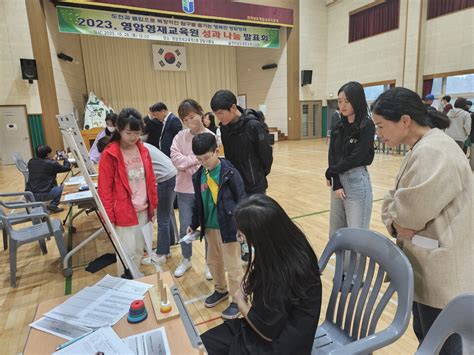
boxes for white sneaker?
[205,265,213,280]
[174,259,192,277]
[141,252,166,265]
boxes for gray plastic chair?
[12,153,29,188]
[415,293,474,355]
[312,228,414,354]
[0,192,42,250]
[0,200,67,287]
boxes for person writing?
[372,87,473,354]
[201,194,322,354]
[26,144,71,214]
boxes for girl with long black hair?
[326,81,375,241]
[201,194,322,354]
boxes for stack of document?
[52,326,171,355]
[30,275,152,339]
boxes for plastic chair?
[12,153,29,188]
[0,200,67,287]
[0,192,42,250]
[415,293,474,355]
[312,228,414,354]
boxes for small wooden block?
[149,284,180,323]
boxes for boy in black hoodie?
[210,90,273,195]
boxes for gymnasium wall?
[424,8,474,75]
[325,0,407,96]
[299,0,328,102]
[236,27,288,134]
[0,0,41,112]
[81,35,238,116]
[44,0,87,122]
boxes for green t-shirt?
[201,163,221,229]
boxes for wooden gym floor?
[0,138,424,354]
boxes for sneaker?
[205,291,229,308]
[174,258,192,277]
[205,265,213,280]
[141,252,166,265]
[47,205,64,214]
[221,302,241,320]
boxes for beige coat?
[382,128,473,309]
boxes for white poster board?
[57,113,97,175]
[83,92,112,129]
[61,129,143,279]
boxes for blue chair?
[312,228,414,354]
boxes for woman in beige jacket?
[371,87,473,355]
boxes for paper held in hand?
[178,230,200,244]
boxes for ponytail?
[426,108,450,130]
[371,87,450,130]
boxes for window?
[446,74,474,94]
[364,85,385,101]
[349,0,400,42]
[431,78,443,95]
[427,0,474,20]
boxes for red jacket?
[98,140,158,227]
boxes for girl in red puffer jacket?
[98,108,158,278]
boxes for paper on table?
[53,326,133,355]
[141,222,154,255]
[178,230,200,244]
[412,235,439,249]
[64,176,86,185]
[95,274,152,296]
[44,285,144,328]
[29,317,92,340]
[63,191,92,201]
[123,327,171,355]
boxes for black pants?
[412,301,462,354]
[201,319,246,355]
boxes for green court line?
[65,275,72,295]
[290,198,384,220]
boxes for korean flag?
[152,44,187,72]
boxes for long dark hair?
[337,81,369,131]
[371,87,450,129]
[109,108,144,143]
[235,194,321,309]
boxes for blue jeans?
[177,192,195,259]
[329,167,372,236]
[412,301,462,354]
[156,176,176,255]
[33,185,64,207]
[329,167,372,273]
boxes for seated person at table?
[26,144,71,213]
[201,194,322,354]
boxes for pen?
[55,328,98,351]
